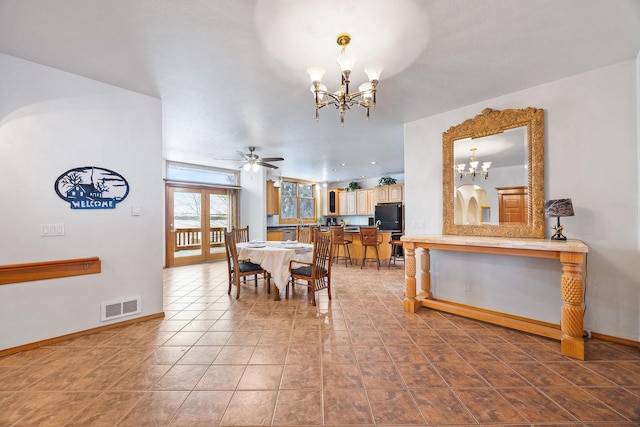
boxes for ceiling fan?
[239,146,284,171]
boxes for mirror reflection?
[453,127,527,225]
[442,107,545,238]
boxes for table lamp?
[544,198,574,240]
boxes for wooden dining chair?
[288,230,332,306]
[308,225,320,242]
[329,225,352,267]
[232,225,250,243]
[224,230,269,299]
[359,225,381,269]
[297,226,312,244]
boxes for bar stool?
[389,239,404,268]
[330,225,352,267]
[359,226,381,269]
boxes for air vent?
[101,297,141,321]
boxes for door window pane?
[210,193,228,256]
[173,191,202,258]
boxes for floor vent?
[101,297,141,321]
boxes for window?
[280,180,316,223]
[166,161,239,187]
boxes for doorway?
[165,184,237,266]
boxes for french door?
[165,184,237,266]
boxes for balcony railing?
[175,227,226,251]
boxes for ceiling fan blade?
[259,162,279,169]
[260,157,284,162]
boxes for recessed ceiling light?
[340,163,346,166]
[371,161,377,165]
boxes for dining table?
[236,240,314,300]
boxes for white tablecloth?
[237,241,313,295]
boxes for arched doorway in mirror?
[454,185,491,225]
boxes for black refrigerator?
[374,204,403,231]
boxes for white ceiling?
[1,0,639,183]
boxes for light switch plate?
[41,223,64,236]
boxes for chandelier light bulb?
[359,82,373,100]
[337,52,356,73]
[364,63,384,81]
[307,65,326,83]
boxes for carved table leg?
[419,248,432,300]
[403,243,420,312]
[559,252,586,360]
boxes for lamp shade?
[306,65,326,82]
[337,52,356,72]
[544,198,574,218]
[364,63,384,81]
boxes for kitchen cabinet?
[376,184,403,204]
[388,184,403,203]
[267,230,283,241]
[266,180,279,215]
[356,190,369,215]
[346,192,357,215]
[339,191,356,215]
[338,191,348,215]
[320,189,327,216]
[367,189,377,215]
[324,189,339,215]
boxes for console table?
[401,235,588,360]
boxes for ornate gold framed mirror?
[443,107,545,238]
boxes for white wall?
[405,60,639,341]
[240,167,267,241]
[0,53,163,350]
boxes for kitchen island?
[266,226,402,266]
[343,228,400,266]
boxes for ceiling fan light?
[243,163,251,171]
[252,163,260,172]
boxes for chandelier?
[456,148,492,180]
[307,34,384,125]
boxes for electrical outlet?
[583,329,592,339]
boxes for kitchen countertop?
[267,225,402,233]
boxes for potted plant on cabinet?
[344,181,361,191]
[378,175,397,186]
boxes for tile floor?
[1,260,639,426]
